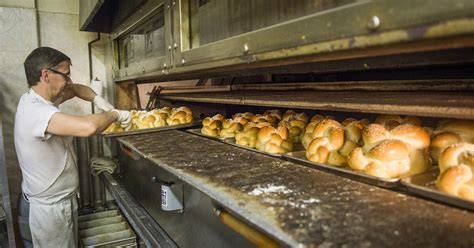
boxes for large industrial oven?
[80,0,474,247]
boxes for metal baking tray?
[401,168,474,211]
[186,128,228,141]
[101,120,201,138]
[185,128,306,158]
[283,151,400,188]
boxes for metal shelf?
[159,90,474,119]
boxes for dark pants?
[17,193,33,248]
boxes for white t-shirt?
[14,89,78,199]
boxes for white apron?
[27,138,79,248]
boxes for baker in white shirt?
[14,47,131,247]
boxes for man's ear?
[40,69,50,83]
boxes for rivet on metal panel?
[142,67,146,73]
[181,59,186,65]
[163,63,168,69]
[367,16,381,31]
[243,43,249,53]
[167,4,170,9]
[174,43,178,49]
[172,1,176,6]
[168,45,172,51]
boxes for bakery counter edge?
[116,130,474,247]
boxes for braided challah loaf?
[305,119,346,166]
[347,124,431,178]
[256,126,293,154]
[301,115,334,149]
[338,118,370,157]
[235,122,260,148]
[201,114,225,137]
[220,119,244,138]
[103,122,124,133]
[136,110,167,129]
[166,107,193,125]
[279,112,308,144]
[430,120,474,164]
[436,143,474,200]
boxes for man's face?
[47,61,72,99]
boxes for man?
[14,47,131,247]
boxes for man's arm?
[59,84,96,104]
[60,84,114,112]
[47,112,118,137]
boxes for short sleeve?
[29,103,60,140]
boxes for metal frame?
[112,0,474,81]
[100,173,177,248]
[112,0,172,80]
[172,0,474,69]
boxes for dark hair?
[23,47,71,87]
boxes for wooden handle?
[217,210,279,248]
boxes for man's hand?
[112,109,132,128]
[93,95,114,112]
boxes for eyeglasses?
[47,68,71,82]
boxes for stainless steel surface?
[111,0,474,81]
[79,209,137,247]
[401,168,474,211]
[100,173,177,248]
[284,151,400,188]
[172,0,474,71]
[117,130,474,247]
[102,120,201,138]
[116,153,256,248]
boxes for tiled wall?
[0,6,39,209]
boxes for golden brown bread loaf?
[436,143,474,200]
[338,118,370,157]
[103,122,124,133]
[136,110,168,129]
[232,116,249,126]
[279,112,308,144]
[220,119,244,138]
[166,107,193,125]
[235,122,260,148]
[301,115,334,149]
[375,114,422,130]
[347,124,431,178]
[158,107,173,116]
[201,114,225,137]
[430,120,474,164]
[305,119,346,166]
[250,114,278,127]
[129,110,146,130]
[255,126,293,154]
